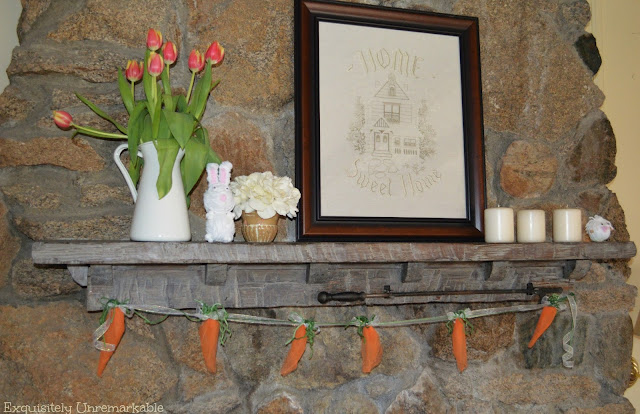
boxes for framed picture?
[295,0,486,241]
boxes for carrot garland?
[88,296,576,375]
[528,294,564,348]
[281,319,316,376]
[96,301,126,377]
[447,310,473,373]
[198,302,231,374]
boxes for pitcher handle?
[114,143,142,203]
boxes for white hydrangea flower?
[230,172,301,219]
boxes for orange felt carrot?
[199,319,220,373]
[281,325,307,376]
[361,325,383,373]
[528,306,558,348]
[452,318,468,373]
[97,307,126,377]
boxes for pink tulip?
[125,60,143,82]
[53,110,73,129]
[188,50,205,73]
[163,41,177,65]
[146,29,163,51]
[147,52,164,76]
[204,41,224,65]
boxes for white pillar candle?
[484,207,515,243]
[553,209,582,242]
[516,210,546,243]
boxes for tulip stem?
[186,72,196,103]
[151,77,157,105]
[73,124,128,140]
[130,81,135,104]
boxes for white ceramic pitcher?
[114,141,191,241]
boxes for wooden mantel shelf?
[31,241,637,310]
[32,241,636,265]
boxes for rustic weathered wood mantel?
[32,241,636,311]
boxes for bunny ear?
[219,161,233,185]
[206,163,219,184]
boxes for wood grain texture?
[32,241,637,265]
[81,260,579,311]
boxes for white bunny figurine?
[204,161,235,243]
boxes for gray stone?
[0,201,20,289]
[386,368,452,413]
[519,312,587,369]
[568,111,617,185]
[11,259,80,298]
[593,313,634,393]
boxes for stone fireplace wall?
[0,0,636,412]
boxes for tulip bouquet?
[53,29,225,202]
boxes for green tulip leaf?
[75,92,127,134]
[157,110,171,143]
[128,156,142,188]
[188,63,212,120]
[176,95,188,113]
[155,139,180,199]
[207,147,222,165]
[117,68,134,115]
[141,113,153,143]
[126,102,148,184]
[181,127,209,196]
[148,96,163,140]
[163,110,195,149]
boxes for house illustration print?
[348,72,436,177]
[368,73,421,159]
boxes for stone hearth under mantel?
[32,241,637,311]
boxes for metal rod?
[317,283,564,304]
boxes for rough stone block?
[594,313,634,394]
[386,368,452,413]
[2,183,61,209]
[454,0,604,142]
[519,312,587,369]
[0,201,20,289]
[18,0,52,37]
[0,137,104,171]
[568,111,617,185]
[500,140,558,199]
[575,285,637,313]
[0,302,178,403]
[187,0,294,110]
[14,215,130,241]
[11,259,79,298]
[256,394,304,414]
[0,86,35,124]
[48,0,181,49]
[431,311,515,363]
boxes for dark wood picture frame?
[295,0,486,241]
